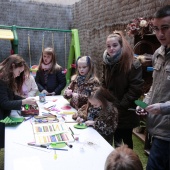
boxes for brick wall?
[0,0,72,68]
[72,0,170,78]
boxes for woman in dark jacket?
[102,31,144,149]
[35,47,66,95]
[0,55,36,148]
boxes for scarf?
[77,75,86,87]
[41,63,52,71]
[103,49,122,65]
[87,106,102,120]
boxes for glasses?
[152,25,170,33]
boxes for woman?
[0,54,36,148]
[102,31,144,149]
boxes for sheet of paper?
[13,156,43,170]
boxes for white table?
[5,96,114,170]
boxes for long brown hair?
[38,47,61,73]
[107,31,134,73]
[0,54,26,92]
[15,63,30,94]
[88,86,118,112]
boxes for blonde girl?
[63,56,100,110]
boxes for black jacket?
[102,59,144,129]
[35,69,66,95]
[0,80,23,148]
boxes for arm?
[54,70,66,95]
[94,107,118,135]
[120,62,144,109]
[35,71,45,92]
[0,82,22,110]
[72,104,88,120]
[63,81,74,99]
[26,75,38,97]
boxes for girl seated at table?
[63,56,100,110]
[15,64,38,97]
[35,47,66,96]
[72,86,118,145]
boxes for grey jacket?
[144,45,170,141]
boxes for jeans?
[146,138,170,170]
[113,128,133,149]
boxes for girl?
[15,64,38,97]
[102,31,144,149]
[0,54,36,148]
[73,86,118,145]
[35,47,66,95]
[63,56,100,110]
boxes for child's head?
[104,145,143,170]
[76,56,95,77]
[42,47,56,65]
[88,87,117,110]
[38,47,57,72]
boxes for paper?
[32,122,75,144]
[13,156,43,170]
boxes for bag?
[21,104,39,116]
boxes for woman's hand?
[22,97,36,105]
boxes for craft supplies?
[135,100,148,109]
[47,147,68,151]
[32,122,75,144]
[39,93,46,103]
[21,104,39,116]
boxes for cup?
[39,93,46,103]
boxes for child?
[63,56,100,110]
[73,86,118,145]
[15,64,38,97]
[104,145,143,170]
[102,31,144,149]
[35,47,66,95]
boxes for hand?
[136,106,148,115]
[85,120,95,127]
[47,92,55,96]
[76,117,84,124]
[145,103,161,114]
[22,97,36,105]
[72,113,78,120]
[72,92,78,98]
[41,90,48,95]
[65,89,72,96]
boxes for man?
[136,5,170,170]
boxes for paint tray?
[21,104,39,116]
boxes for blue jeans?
[146,138,170,170]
